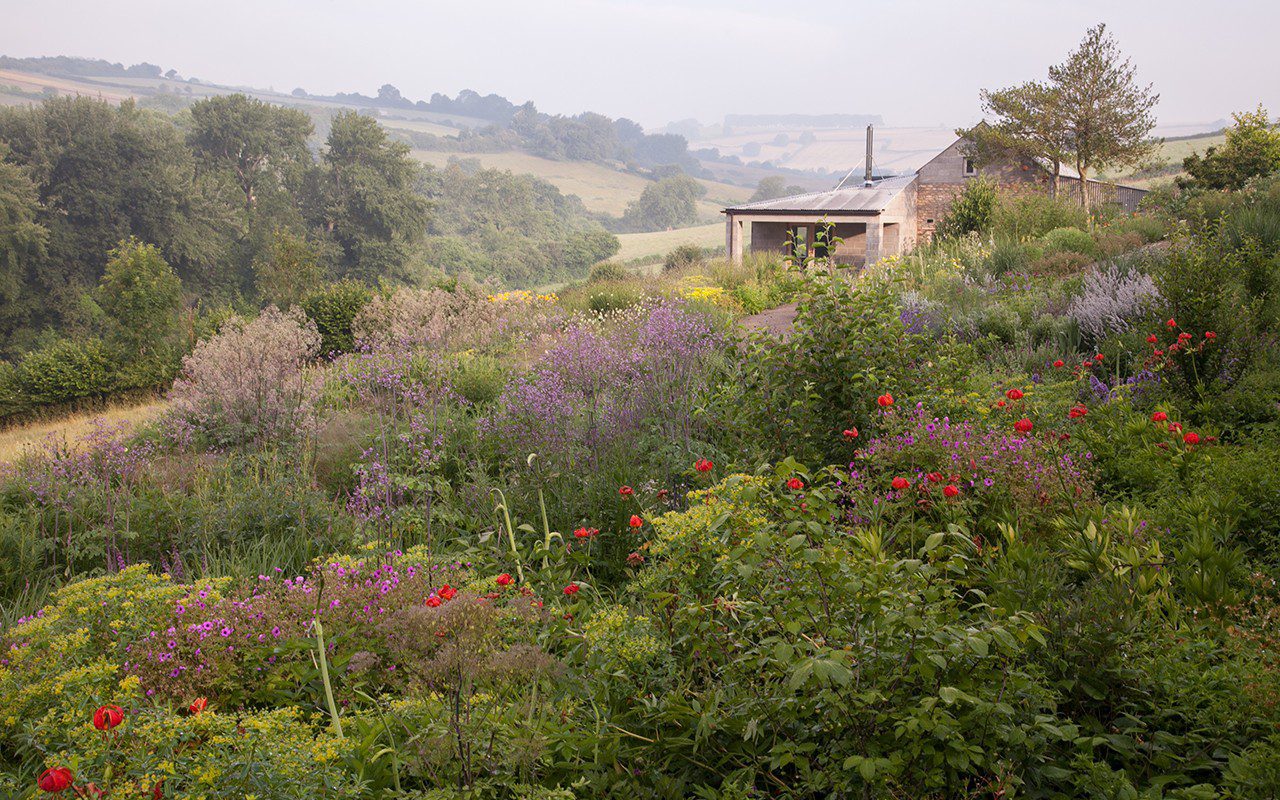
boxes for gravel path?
[740,302,799,337]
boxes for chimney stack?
[864,124,874,186]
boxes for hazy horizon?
[3,0,1279,130]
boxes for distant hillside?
[1099,129,1229,188]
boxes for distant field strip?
[613,223,737,262]
[0,399,165,464]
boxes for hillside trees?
[750,175,805,202]
[317,111,429,283]
[0,97,228,341]
[618,174,706,232]
[187,94,313,212]
[0,150,48,347]
[1180,106,1280,191]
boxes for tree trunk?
[1052,162,1061,200]
[1076,159,1093,225]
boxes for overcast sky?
[3,0,1277,130]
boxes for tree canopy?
[1180,106,1280,191]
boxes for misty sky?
[3,0,1277,129]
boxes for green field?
[612,221,738,262]
[409,148,752,218]
[1102,130,1227,187]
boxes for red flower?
[188,697,208,715]
[1068,405,1088,419]
[694,458,714,473]
[891,476,910,490]
[618,485,634,497]
[1183,432,1200,445]
[496,573,513,587]
[425,595,442,608]
[996,399,1006,408]
[1014,418,1033,433]
[563,584,580,596]
[1178,331,1192,341]
[876,393,894,407]
[573,527,599,539]
[93,704,124,731]
[1204,331,1216,339]
[1151,411,1168,422]
[1153,349,1164,356]
[1167,318,1177,328]
[926,472,943,483]
[842,427,859,440]
[1168,421,1183,433]
[1053,359,1065,368]
[439,584,457,601]
[943,484,960,498]
[626,551,646,567]
[37,767,74,794]
[1095,353,1104,362]
[1146,334,1158,344]
[629,514,644,528]
[786,477,805,491]
[1005,388,1023,401]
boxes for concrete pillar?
[726,215,744,264]
[865,218,883,267]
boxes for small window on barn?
[964,158,977,176]
[926,218,935,225]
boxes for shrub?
[1041,226,1098,259]
[587,261,628,283]
[165,306,322,448]
[936,178,997,239]
[301,280,373,356]
[662,243,707,273]
[10,337,115,407]
[985,238,1043,277]
[994,193,1091,239]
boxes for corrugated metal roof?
[724,174,916,215]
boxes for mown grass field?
[612,222,736,262]
[0,399,165,463]
[409,148,752,218]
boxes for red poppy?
[1178,331,1192,342]
[1151,411,1168,422]
[188,697,208,715]
[1146,334,1158,344]
[1168,421,1183,433]
[37,767,74,794]
[439,584,457,601]
[926,472,943,483]
[1053,359,1065,368]
[1167,319,1177,328]
[1005,388,1023,401]
[563,584,580,596]
[629,514,644,528]
[1068,405,1088,419]
[1014,418,1033,433]
[891,476,910,490]
[842,427,859,440]
[573,527,599,539]
[786,477,804,491]
[1205,331,1216,339]
[425,595,442,608]
[1153,349,1164,356]
[943,484,960,498]
[618,485,634,497]
[1082,360,1093,369]
[1095,353,1104,362]
[694,458,714,473]
[996,399,1006,408]
[92,704,123,732]
[1183,432,1200,445]
[876,393,894,407]
[496,573,513,587]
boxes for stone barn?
[724,127,1146,264]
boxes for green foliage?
[1181,106,1280,191]
[748,175,805,202]
[618,174,706,233]
[95,237,183,355]
[6,337,114,408]
[254,228,324,307]
[993,192,1090,239]
[662,243,707,273]
[301,280,374,356]
[586,260,627,283]
[935,177,997,239]
[1041,226,1099,258]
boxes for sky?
[2,0,1278,130]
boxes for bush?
[662,244,707,273]
[985,238,1043,277]
[301,280,373,356]
[10,338,115,408]
[1066,260,1162,345]
[935,178,997,239]
[1041,226,1098,259]
[165,306,321,447]
[994,193,1091,239]
[586,261,628,283]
